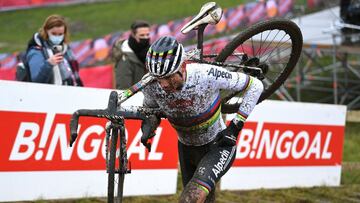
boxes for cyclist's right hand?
[141,115,160,152]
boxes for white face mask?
[48,33,64,45]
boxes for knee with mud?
[179,179,212,203]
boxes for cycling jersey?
[142,62,263,146]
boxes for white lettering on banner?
[9,122,39,160]
[38,113,55,159]
[127,127,163,160]
[293,131,309,159]
[237,129,253,159]
[305,132,332,159]
[128,129,146,160]
[276,130,293,159]
[322,132,332,159]
[236,122,333,160]
[148,128,164,160]
[256,129,279,159]
[46,123,75,160]
[8,114,164,162]
[77,125,104,161]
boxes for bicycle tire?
[107,127,118,203]
[116,126,126,202]
[215,18,303,113]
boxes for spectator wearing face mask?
[25,14,83,86]
[111,20,151,89]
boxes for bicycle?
[69,90,161,203]
[69,2,302,202]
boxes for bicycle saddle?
[180,2,223,34]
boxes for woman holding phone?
[25,14,83,86]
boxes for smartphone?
[52,45,63,54]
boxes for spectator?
[111,20,151,89]
[340,0,360,44]
[26,14,83,86]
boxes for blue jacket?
[25,33,83,86]
[27,47,54,83]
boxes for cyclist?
[140,36,263,203]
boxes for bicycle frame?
[105,120,129,203]
[69,91,161,202]
[186,19,264,76]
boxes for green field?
[0,0,319,54]
[0,0,246,53]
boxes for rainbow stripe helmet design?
[146,36,185,78]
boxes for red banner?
[0,67,15,80]
[0,64,114,89]
[0,109,345,172]
[0,111,178,171]
[233,122,344,166]
[79,64,113,89]
[0,0,68,9]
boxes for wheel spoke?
[251,37,255,57]
[262,40,291,62]
[258,29,281,58]
[256,30,273,57]
[263,33,289,62]
[217,19,302,111]
[255,31,263,57]
[240,44,246,56]
[265,50,292,64]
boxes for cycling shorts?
[178,137,236,193]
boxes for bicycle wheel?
[116,126,127,202]
[215,18,303,113]
[107,126,119,203]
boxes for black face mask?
[139,38,150,47]
[128,35,150,64]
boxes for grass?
[343,122,360,162]
[0,0,245,53]
[0,0,320,54]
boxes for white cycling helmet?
[146,36,185,78]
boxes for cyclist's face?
[157,72,184,93]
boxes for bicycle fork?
[105,121,132,174]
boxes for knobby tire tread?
[116,126,126,202]
[108,128,118,203]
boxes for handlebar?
[69,91,161,147]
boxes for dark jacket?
[112,39,146,90]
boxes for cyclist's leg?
[178,140,210,187]
[178,141,197,187]
[179,143,236,203]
